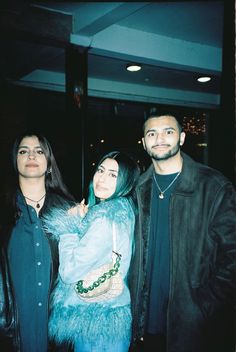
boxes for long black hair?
[11,132,73,197]
[87,151,140,207]
[1,131,74,227]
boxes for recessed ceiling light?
[126,64,141,72]
[197,76,211,83]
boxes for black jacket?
[0,192,73,351]
[129,152,236,352]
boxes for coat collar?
[137,152,197,196]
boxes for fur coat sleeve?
[41,205,83,239]
[59,198,135,284]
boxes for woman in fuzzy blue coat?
[42,151,140,352]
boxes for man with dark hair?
[129,112,236,351]
[0,132,74,351]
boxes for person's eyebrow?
[99,164,118,173]
[18,145,42,149]
[163,127,176,131]
[145,128,156,135]
[108,169,118,173]
[145,126,176,135]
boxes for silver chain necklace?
[153,172,181,199]
[24,194,46,208]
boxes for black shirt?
[147,172,180,335]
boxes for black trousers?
[133,333,166,352]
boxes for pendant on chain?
[23,194,46,209]
[154,171,181,200]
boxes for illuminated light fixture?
[197,76,211,83]
[126,64,141,72]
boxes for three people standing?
[1,111,235,352]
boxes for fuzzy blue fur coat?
[42,197,135,347]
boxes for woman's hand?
[68,199,88,218]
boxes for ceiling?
[0,1,226,109]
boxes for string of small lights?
[182,114,206,136]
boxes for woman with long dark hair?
[0,131,74,352]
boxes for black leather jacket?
[0,192,72,351]
[129,152,236,352]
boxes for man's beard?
[146,139,181,161]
